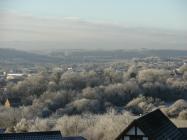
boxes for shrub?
[178,109,187,120]
[126,96,163,115]
[167,99,187,118]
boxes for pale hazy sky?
[0,0,187,50]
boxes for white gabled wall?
[123,126,148,140]
[126,126,145,136]
[137,127,145,135]
[143,137,148,140]
[126,127,136,135]
[124,136,130,140]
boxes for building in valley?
[4,98,22,108]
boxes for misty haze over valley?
[0,6,187,51]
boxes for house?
[67,67,73,71]
[0,131,87,140]
[4,98,22,108]
[179,128,187,138]
[6,73,26,83]
[115,109,187,140]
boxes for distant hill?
[0,48,187,64]
[140,49,187,58]
[49,49,187,63]
[0,48,61,64]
